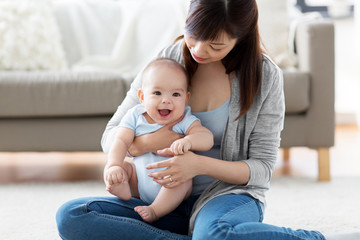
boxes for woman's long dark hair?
[178,0,263,118]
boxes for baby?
[104,58,214,223]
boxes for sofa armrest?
[295,20,335,147]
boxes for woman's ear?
[138,89,144,103]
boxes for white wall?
[334,15,360,125]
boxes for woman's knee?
[192,219,219,240]
[193,217,241,240]
[56,197,92,239]
[192,194,263,240]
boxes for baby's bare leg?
[134,180,192,223]
[107,159,139,200]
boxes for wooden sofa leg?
[318,148,331,181]
[281,148,291,175]
[283,148,290,164]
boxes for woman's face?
[184,31,237,64]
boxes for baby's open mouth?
[158,109,171,117]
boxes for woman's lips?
[192,53,206,62]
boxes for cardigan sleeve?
[243,58,285,186]
[101,40,184,153]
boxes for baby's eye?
[154,91,161,95]
[173,92,180,97]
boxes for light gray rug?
[264,177,360,233]
[1,176,359,239]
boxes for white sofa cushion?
[53,0,123,67]
[54,0,188,81]
[0,0,68,70]
[257,0,296,68]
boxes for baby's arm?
[104,127,135,186]
[170,120,213,155]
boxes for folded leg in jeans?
[56,196,198,240]
[56,194,327,240]
[192,194,325,240]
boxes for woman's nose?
[193,41,206,55]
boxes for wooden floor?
[273,124,360,178]
[0,152,106,183]
[0,125,359,183]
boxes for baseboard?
[336,112,358,126]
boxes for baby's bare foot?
[106,182,131,201]
[134,206,158,223]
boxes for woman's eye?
[210,46,222,51]
[173,92,180,97]
[154,91,161,95]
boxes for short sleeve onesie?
[119,104,199,203]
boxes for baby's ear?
[186,91,191,104]
[138,89,144,103]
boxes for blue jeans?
[56,194,325,240]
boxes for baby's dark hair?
[142,58,190,89]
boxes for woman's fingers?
[146,158,183,187]
[157,148,174,157]
[148,167,172,180]
[153,177,181,188]
[147,151,196,188]
[146,158,172,170]
[148,152,195,181]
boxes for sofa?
[0,1,334,181]
[0,0,188,151]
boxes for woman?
[56,1,356,239]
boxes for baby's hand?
[104,166,128,187]
[170,138,192,155]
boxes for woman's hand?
[128,116,185,156]
[146,150,199,188]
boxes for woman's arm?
[147,153,250,187]
[242,60,285,187]
[128,117,185,156]
[196,156,250,185]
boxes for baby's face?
[139,65,189,125]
